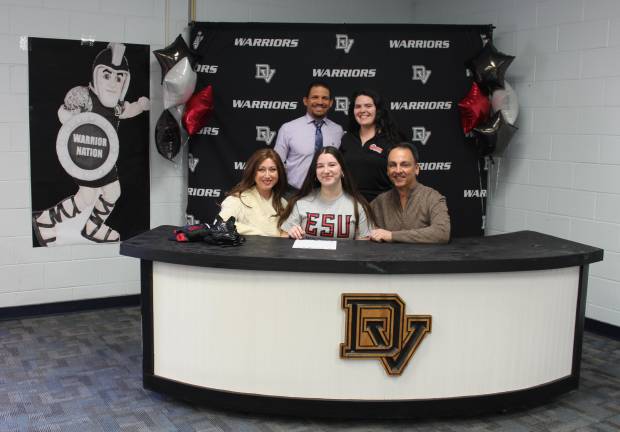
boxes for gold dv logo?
[340,294,432,376]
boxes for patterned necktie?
[314,119,325,153]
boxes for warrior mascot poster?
[29,38,150,247]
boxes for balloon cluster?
[458,40,518,156]
[153,35,214,161]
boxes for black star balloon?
[153,34,195,84]
[155,109,181,161]
[470,41,515,91]
[473,111,518,156]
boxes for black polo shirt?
[341,132,393,203]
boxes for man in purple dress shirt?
[274,81,344,190]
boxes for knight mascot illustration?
[32,42,149,246]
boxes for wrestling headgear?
[90,43,131,108]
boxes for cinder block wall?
[0,0,188,308]
[411,0,620,326]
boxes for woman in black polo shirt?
[340,89,403,202]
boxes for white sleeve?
[219,196,241,219]
[280,202,301,232]
[219,196,263,236]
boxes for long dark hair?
[347,88,401,143]
[279,147,375,232]
[227,148,287,217]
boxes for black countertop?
[120,226,603,274]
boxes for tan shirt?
[219,187,286,237]
[371,183,450,243]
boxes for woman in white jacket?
[219,148,287,236]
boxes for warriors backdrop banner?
[29,38,150,247]
[188,23,490,237]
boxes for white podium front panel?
[152,263,579,400]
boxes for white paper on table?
[292,239,337,250]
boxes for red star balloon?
[458,82,490,134]
[182,85,214,136]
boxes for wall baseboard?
[0,295,140,321]
[585,318,620,341]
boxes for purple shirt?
[274,113,343,189]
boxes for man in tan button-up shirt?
[370,142,450,243]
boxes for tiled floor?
[0,307,618,431]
